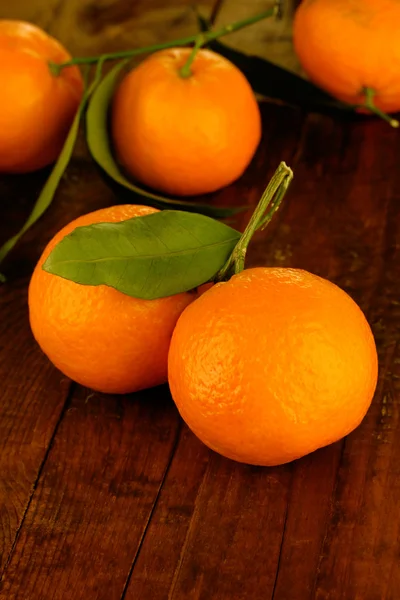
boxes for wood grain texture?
[266,114,400,600]
[0,108,119,578]
[122,107,400,600]
[122,102,306,600]
[168,454,291,600]
[0,387,180,600]
[0,0,216,595]
[0,278,69,574]
[310,125,400,600]
[1,0,400,598]
[124,426,210,600]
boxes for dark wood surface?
[1,1,399,599]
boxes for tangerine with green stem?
[293,0,400,127]
[168,267,378,466]
[111,47,262,196]
[168,162,378,466]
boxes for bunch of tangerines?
[29,164,378,468]
[2,0,392,466]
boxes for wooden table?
[1,1,399,599]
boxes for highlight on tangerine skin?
[168,267,378,466]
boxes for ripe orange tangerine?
[111,47,262,196]
[168,267,378,466]
[294,0,400,121]
[29,205,197,394]
[0,20,83,173]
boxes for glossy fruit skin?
[168,267,378,466]
[293,0,400,112]
[29,205,196,394]
[0,20,83,173]
[111,48,261,197]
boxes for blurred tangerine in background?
[0,20,83,173]
[294,0,400,118]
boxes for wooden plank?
[0,278,70,574]
[125,109,400,598]
[0,137,117,577]
[272,447,341,600]
[257,114,374,600]
[0,0,219,600]
[167,456,291,600]
[310,126,400,599]
[128,437,291,600]
[264,117,400,598]
[0,122,119,577]
[124,426,210,600]
[0,154,116,282]
[0,50,118,575]
[0,0,83,574]
[122,103,306,600]
[0,386,180,600]
[4,1,399,598]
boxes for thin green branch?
[49,5,279,75]
[363,87,399,128]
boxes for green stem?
[215,162,293,281]
[49,4,279,75]
[363,87,399,128]
[179,34,206,78]
[256,170,293,231]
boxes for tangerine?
[111,47,261,196]
[293,0,400,119]
[0,20,83,173]
[168,267,378,466]
[29,205,196,394]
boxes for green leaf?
[197,14,354,115]
[86,60,244,219]
[43,209,241,299]
[0,65,104,276]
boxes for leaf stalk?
[215,162,293,281]
[362,87,399,128]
